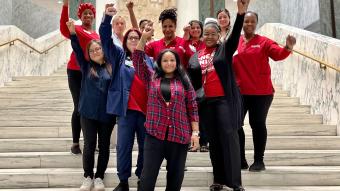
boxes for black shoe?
[113,182,129,191]
[70,144,81,155]
[233,186,245,191]
[209,183,223,191]
[241,159,249,170]
[249,161,266,172]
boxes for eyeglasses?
[89,47,102,54]
[127,36,140,41]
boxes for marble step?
[0,105,312,114]
[0,166,340,188]
[0,115,323,127]
[0,97,300,107]
[0,136,339,152]
[1,150,340,169]
[1,187,340,191]
[0,124,335,139]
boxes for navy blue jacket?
[99,14,153,117]
[70,34,114,123]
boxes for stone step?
[1,187,340,191]
[1,150,340,169]
[0,97,300,107]
[0,136,339,152]
[0,166,340,188]
[0,114,323,127]
[0,124,335,139]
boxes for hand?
[105,4,117,16]
[66,19,76,34]
[141,22,154,40]
[126,0,134,10]
[190,135,200,151]
[183,24,190,34]
[285,35,296,50]
[237,0,250,14]
[63,0,69,6]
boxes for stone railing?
[0,25,71,87]
[257,23,340,134]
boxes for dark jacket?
[99,14,153,117]
[70,34,114,123]
[187,13,245,130]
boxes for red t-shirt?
[127,74,148,114]
[233,34,291,95]
[145,36,190,68]
[60,5,100,70]
[198,47,225,98]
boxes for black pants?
[81,116,115,179]
[67,69,82,144]
[198,101,208,146]
[205,97,242,188]
[139,134,188,191]
[238,95,273,162]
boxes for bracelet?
[192,130,200,137]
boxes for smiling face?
[88,41,104,64]
[81,9,95,26]
[243,12,258,35]
[112,17,126,36]
[126,31,140,53]
[203,26,219,48]
[162,19,176,40]
[217,11,230,29]
[160,51,177,76]
[189,22,202,39]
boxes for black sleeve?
[223,13,245,56]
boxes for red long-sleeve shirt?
[145,36,190,68]
[60,5,99,70]
[233,34,291,95]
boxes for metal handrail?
[0,38,67,54]
[278,43,340,73]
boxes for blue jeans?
[117,110,146,182]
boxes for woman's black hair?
[159,8,177,24]
[154,49,191,90]
[189,20,203,38]
[139,19,150,28]
[245,11,259,22]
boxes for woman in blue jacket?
[66,20,114,191]
[99,4,154,191]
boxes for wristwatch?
[192,130,200,137]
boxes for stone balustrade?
[258,23,340,134]
[0,25,71,87]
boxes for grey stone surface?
[319,0,340,39]
[0,0,12,25]
[12,0,61,38]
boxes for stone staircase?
[0,65,339,191]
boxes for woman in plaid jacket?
[131,22,200,191]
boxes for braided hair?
[159,8,177,24]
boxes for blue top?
[70,34,114,123]
[99,14,154,117]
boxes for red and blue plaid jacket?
[132,50,199,144]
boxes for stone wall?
[0,26,71,87]
[0,0,61,39]
[257,23,340,133]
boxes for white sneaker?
[79,176,93,191]
[93,177,105,191]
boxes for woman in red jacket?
[60,0,99,154]
[233,11,296,172]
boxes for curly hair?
[159,8,177,24]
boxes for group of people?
[60,0,296,191]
